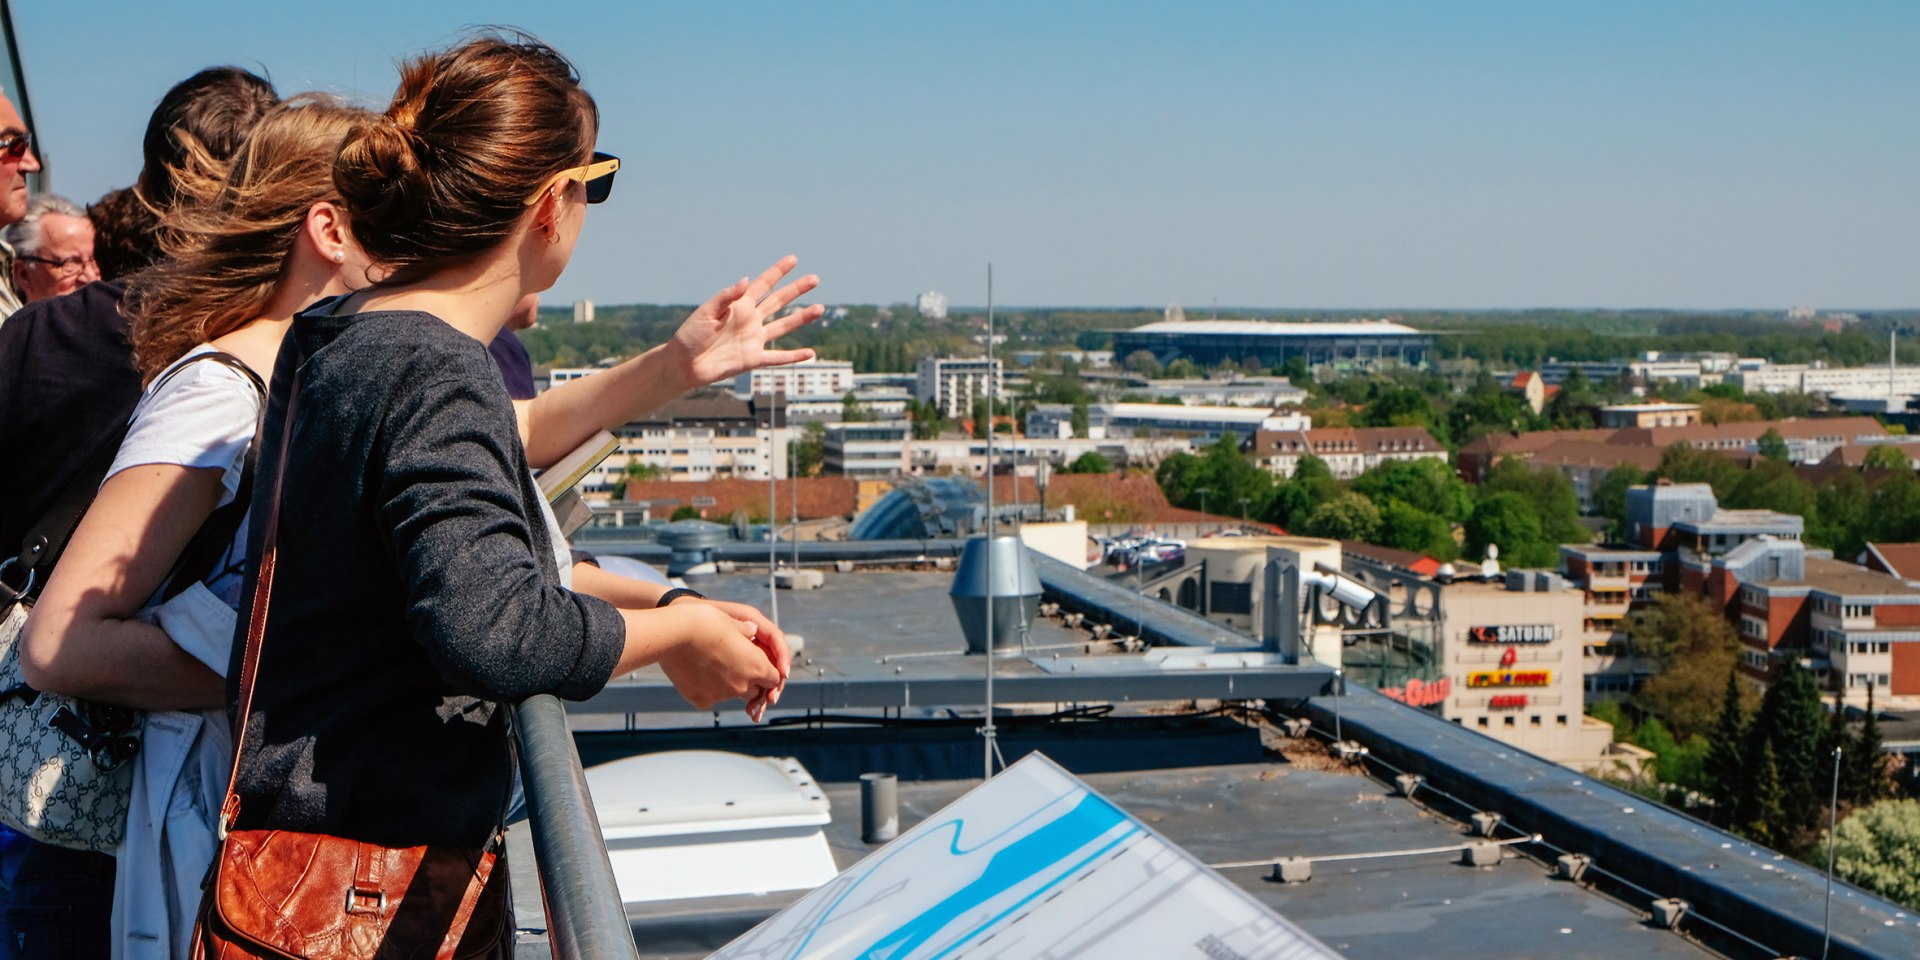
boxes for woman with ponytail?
[21,95,376,958]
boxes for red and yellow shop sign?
[1466,670,1552,688]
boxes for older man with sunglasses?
[0,92,44,320]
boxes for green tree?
[1070,400,1090,439]
[1703,668,1751,823]
[1725,460,1816,520]
[1478,459,1588,550]
[1164,358,1201,379]
[1375,500,1460,560]
[1863,444,1913,471]
[1156,435,1275,520]
[1845,684,1891,807]
[841,391,872,422]
[1756,427,1791,462]
[1123,350,1162,377]
[1062,451,1114,475]
[1298,491,1383,542]
[1352,458,1473,522]
[970,398,992,439]
[1654,443,1742,498]
[1271,455,1340,529]
[1869,471,1920,543]
[1825,800,1920,910]
[1744,658,1828,853]
[1629,593,1743,740]
[792,421,826,477]
[1464,492,1555,567]
[1593,465,1649,532]
[669,505,702,521]
[1811,470,1872,559]
[1743,739,1790,850]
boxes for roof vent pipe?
[950,535,1041,655]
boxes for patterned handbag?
[0,352,262,852]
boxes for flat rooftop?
[1759,556,1920,599]
[549,757,1721,960]
[516,561,1914,960]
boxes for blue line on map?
[784,788,1087,960]
[857,793,1135,960]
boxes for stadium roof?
[1123,319,1426,337]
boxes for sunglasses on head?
[524,152,619,206]
[0,131,31,161]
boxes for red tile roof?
[621,477,858,519]
[1863,543,1920,581]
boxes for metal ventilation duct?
[948,535,1041,654]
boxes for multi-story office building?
[915,356,1004,419]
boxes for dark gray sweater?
[229,298,625,847]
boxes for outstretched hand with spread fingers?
[668,255,823,388]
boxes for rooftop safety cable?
[1277,706,1786,960]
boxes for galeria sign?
[1466,670,1552,688]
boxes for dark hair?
[87,186,157,281]
[334,35,597,283]
[139,67,280,211]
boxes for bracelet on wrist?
[656,587,706,608]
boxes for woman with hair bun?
[202,35,813,953]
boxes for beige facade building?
[1433,576,1623,768]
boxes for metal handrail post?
[513,695,641,960]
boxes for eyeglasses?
[0,131,31,161]
[523,152,619,206]
[17,253,97,278]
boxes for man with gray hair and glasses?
[3,194,97,307]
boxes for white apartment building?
[916,356,1004,418]
[824,422,912,478]
[605,425,785,486]
[571,299,595,323]
[734,359,856,399]
[916,290,948,319]
[1730,363,1920,397]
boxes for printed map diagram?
[710,753,1343,960]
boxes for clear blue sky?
[12,1,1918,309]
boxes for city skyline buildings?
[13,1,1918,310]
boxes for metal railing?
[512,695,641,960]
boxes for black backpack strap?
[154,352,268,600]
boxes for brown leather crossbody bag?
[193,368,509,959]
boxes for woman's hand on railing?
[665,255,823,387]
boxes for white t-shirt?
[104,344,261,960]
[108,345,260,618]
